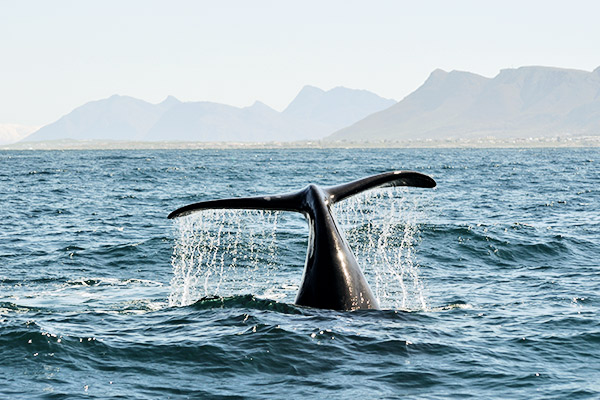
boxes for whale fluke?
[168,171,434,219]
[168,171,436,310]
[167,192,302,219]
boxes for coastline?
[2,135,600,150]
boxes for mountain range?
[15,65,600,144]
[330,66,600,141]
[23,86,396,143]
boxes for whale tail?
[167,171,436,219]
[168,170,436,310]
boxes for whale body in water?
[168,171,436,311]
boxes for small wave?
[538,315,599,331]
[431,303,474,312]
[183,295,429,321]
[26,170,61,176]
[0,302,40,315]
[116,299,168,314]
[187,294,303,314]
[65,277,164,288]
[0,276,70,285]
[493,239,569,262]
[421,222,576,266]
[513,330,600,351]
[58,245,86,252]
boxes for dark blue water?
[1,148,599,399]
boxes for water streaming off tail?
[169,188,427,310]
[169,209,287,306]
[332,188,428,311]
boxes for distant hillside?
[25,95,178,142]
[144,100,302,142]
[23,86,395,142]
[328,66,600,141]
[282,85,396,135]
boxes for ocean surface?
[1,148,598,399]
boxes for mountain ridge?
[19,65,600,144]
[23,86,396,143]
[328,65,600,141]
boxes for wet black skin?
[168,171,436,311]
[294,184,377,310]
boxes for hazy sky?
[2,0,599,126]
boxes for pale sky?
[2,0,599,126]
